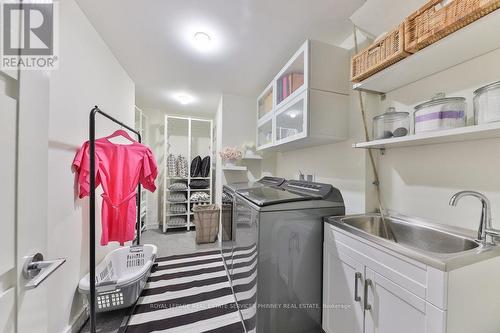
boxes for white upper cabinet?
[257,82,274,121]
[256,39,350,151]
[275,92,307,145]
[257,114,274,150]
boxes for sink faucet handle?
[485,227,500,244]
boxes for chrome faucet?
[449,191,500,245]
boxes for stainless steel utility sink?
[325,213,500,271]
[341,215,479,254]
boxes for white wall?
[141,108,165,229]
[274,91,377,214]
[377,47,500,231]
[47,0,135,332]
[215,93,277,204]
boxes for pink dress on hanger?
[73,138,158,245]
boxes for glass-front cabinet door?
[257,115,274,150]
[257,83,274,121]
[275,91,307,145]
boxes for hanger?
[106,129,137,142]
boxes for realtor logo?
[1,1,59,70]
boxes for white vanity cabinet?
[364,268,442,333]
[323,241,364,333]
[323,223,500,333]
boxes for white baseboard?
[63,304,88,333]
[145,224,159,230]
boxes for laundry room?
[2,0,500,333]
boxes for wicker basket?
[193,204,219,244]
[351,24,409,83]
[405,0,500,53]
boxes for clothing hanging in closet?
[73,137,158,245]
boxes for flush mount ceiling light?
[174,94,194,105]
[193,32,211,47]
[180,22,224,55]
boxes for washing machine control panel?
[282,180,332,198]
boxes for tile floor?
[79,228,220,333]
[141,228,219,257]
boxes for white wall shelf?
[242,154,263,160]
[222,165,247,171]
[353,122,500,150]
[353,11,500,94]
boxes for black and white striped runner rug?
[222,245,257,333]
[125,246,257,333]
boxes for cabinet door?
[364,268,445,333]
[257,116,274,150]
[323,241,364,333]
[274,91,307,145]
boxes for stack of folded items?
[190,192,210,202]
[167,192,186,202]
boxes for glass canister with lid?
[474,80,500,125]
[414,93,466,134]
[372,107,410,140]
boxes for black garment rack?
[89,106,142,333]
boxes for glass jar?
[414,93,466,134]
[474,81,500,125]
[372,107,410,140]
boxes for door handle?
[354,272,362,302]
[22,253,66,290]
[364,278,372,311]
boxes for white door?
[323,240,364,333]
[364,268,444,333]
[0,71,18,333]
[0,23,53,333]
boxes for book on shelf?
[277,72,304,104]
[259,90,273,116]
[277,78,282,104]
[264,91,273,113]
[291,72,304,92]
[282,75,288,104]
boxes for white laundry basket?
[78,244,157,312]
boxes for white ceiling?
[76,0,365,115]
